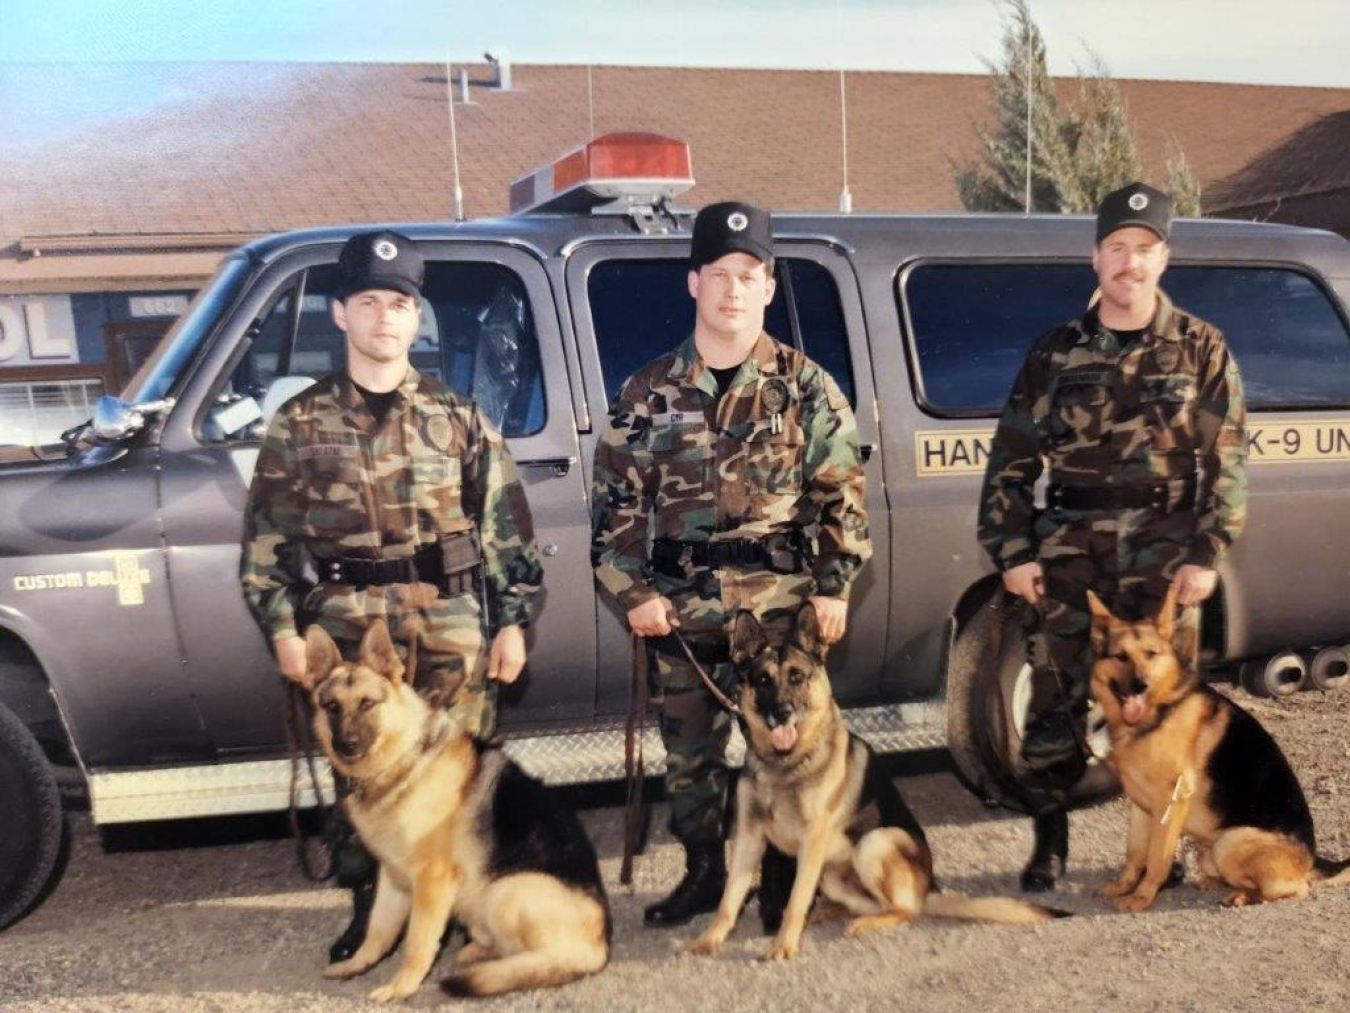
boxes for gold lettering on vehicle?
[12,552,152,605]
[915,419,1350,476]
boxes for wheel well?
[951,574,1002,635]
[950,572,1229,668]
[0,631,77,768]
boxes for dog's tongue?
[771,724,798,752]
[1121,695,1147,726]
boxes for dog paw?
[1114,891,1156,913]
[369,977,419,1003]
[684,933,724,956]
[324,958,367,980]
[762,935,799,962]
[1098,878,1138,899]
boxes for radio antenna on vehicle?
[445,60,466,222]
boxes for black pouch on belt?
[439,530,483,596]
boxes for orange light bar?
[510,132,694,215]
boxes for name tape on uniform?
[914,419,1350,476]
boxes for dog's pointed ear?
[1086,591,1112,658]
[359,619,405,684]
[1157,581,1178,641]
[302,625,341,690]
[731,610,768,669]
[792,601,825,659]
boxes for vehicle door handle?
[519,455,577,477]
[859,443,875,463]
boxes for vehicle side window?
[1165,267,1350,408]
[902,263,1350,415]
[588,257,855,405]
[205,260,545,440]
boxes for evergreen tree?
[954,0,1075,212]
[1165,137,1203,215]
[956,1,1201,215]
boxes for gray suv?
[3,203,1349,929]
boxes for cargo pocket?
[410,448,463,524]
[650,422,712,509]
[745,417,805,494]
[1049,376,1110,447]
[1141,375,1196,452]
[300,437,364,535]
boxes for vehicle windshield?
[121,254,251,403]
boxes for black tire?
[946,591,1117,814]
[0,702,64,931]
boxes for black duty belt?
[648,632,731,666]
[651,532,805,577]
[1047,477,1197,514]
[319,545,479,595]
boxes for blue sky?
[1,0,1346,87]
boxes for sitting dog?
[294,619,610,1001]
[1087,584,1350,911]
[688,604,1063,961]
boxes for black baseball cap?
[1096,182,1174,244]
[335,230,424,299]
[690,201,774,269]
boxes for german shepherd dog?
[1087,584,1350,912]
[293,619,610,1001]
[687,604,1063,961]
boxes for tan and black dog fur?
[293,619,610,1002]
[1088,584,1350,912]
[687,604,1063,962]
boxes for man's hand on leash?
[488,624,527,684]
[274,634,308,683]
[1002,561,1045,606]
[627,595,679,638]
[1173,565,1217,607]
[809,596,848,645]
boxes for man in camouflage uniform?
[592,202,871,927]
[978,183,1247,891]
[240,230,542,960]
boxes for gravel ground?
[3,683,1350,1013]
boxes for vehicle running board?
[87,702,945,824]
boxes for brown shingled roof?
[1206,110,1350,210]
[2,62,1348,249]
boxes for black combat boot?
[328,874,377,964]
[1020,808,1069,893]
[644,842,726,928]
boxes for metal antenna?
[836,0,851,213]
[839,68,852,213]
[445,60,466,222]
[1024,14,1033,214]
[587,65,596,140]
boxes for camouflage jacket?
[978,290,1247,571]
[591,332,871,611]
[241,369,542,640]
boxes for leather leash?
[620,632,650,886]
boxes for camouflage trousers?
[1022,511,1200,786]
[650,648,738,847]
[304,580,493,887]
[651,565,816,847]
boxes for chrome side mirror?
[91,396,176,444]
